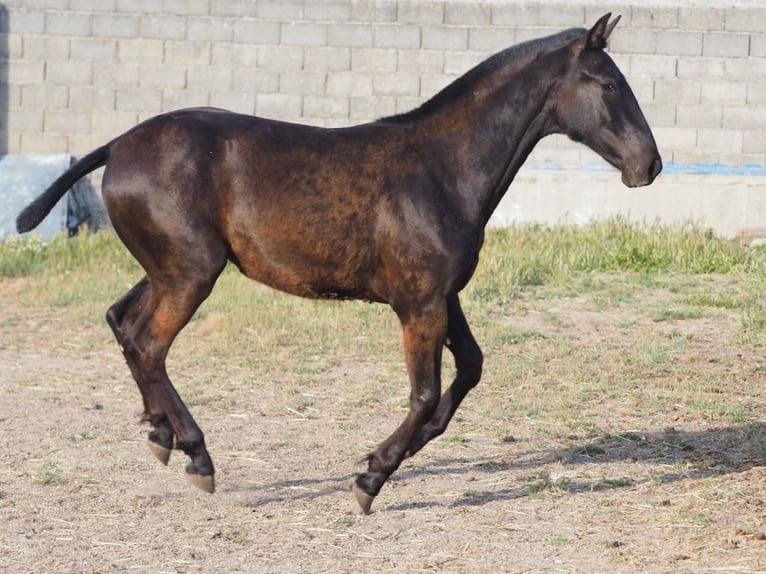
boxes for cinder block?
[752,34,766,57]
[396,96,425,114]
[88,110,138,136]
[232,70,279,93]
[212,43,259,67]
[164,41,211,66]
[701,81,747,104]
[8,109,44,133]
[20,133,69,154]
[374,24,421,49]
[677,57,726,80]
[256,93,303,120]
[116,87,162,112]
[116,0,163,13]
[725,57,766,81]
[349,95,396,120]
[210,1,258,18]
[697,128,742,153]
[209,91,256,114]
[21,84,68,109]
[420,74,456,97]
[725,7,766,33]
[187,18,235,42]
[10,10,45,33]
[257,45,304,70]
[443,51,481,75]
[187,67,232,91]
[398,1,444,25]
[22,36,70,61]
[140,14,186,40]
[422,26,468,51]
[139,65,187,89]
[748,82,766,104]
[71,0,116,10]
[373,72,419,97]
[280,22,328,46]
[46,61,93,86]
[93,62,139,88]
[45,110,91,134]
[351,0,396,22]
[233,20,280,45]
[655,31,701,56]
[279,71,327,95]
[45,11,91,36]
[161,0,209,16]
[630,6,679,29]
[9,60,45,84]
[69,86,116,110]
[468,28,514,53]
[118,38,165,62]
[70,38,118,61]
[628,54,677,80]
[161,89,209,111]
[724,106,766,130]
[328,24,374,47]
[397,49,443,74]
[679,6,725,31]
[304,1,351,21]
[654,79,701,104]
[676,105,722,129]
[703,33,750,58]
[640,103,676,128]
[257,0,304,20]
[652,126,697,150]
[303,95,349,119]
[327,72,373,97]
[352,48,397,72]
[743,131,766,154]
[92,14,139,38]
[445,2,490,26]
[305,47,350,72]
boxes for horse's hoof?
[351,482,374,515]
[187,472,215,493]
[147,440,171,466]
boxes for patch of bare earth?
[1,277,765,573]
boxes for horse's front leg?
[405,294,483,458]
[352,301,447,514]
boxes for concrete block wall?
[1,0,765,235]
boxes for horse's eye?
[603,82,616,93]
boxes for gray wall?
[2,0,765,235]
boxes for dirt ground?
[1,276,766,573]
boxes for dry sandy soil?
[1,276,766,573]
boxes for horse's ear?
[585,13,621,50]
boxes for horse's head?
[553,14,662,187]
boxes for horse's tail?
[15,145,110,234]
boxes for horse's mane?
[378,27,586,125]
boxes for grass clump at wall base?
[0,231,139,278]
[469,217,755,306]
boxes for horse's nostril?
[648,157,662,181]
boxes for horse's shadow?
[236,422,766,512]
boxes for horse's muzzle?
[622,156,662,188]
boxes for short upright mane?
[379,27,586,125]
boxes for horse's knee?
[412,389,440,421]
[459,348,483,389]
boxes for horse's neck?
[417,56,561,229]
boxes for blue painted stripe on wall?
[528,161,766,177]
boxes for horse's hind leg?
[107,259,225,491]
[106,277,173,464]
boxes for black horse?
[17,14,661,514]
